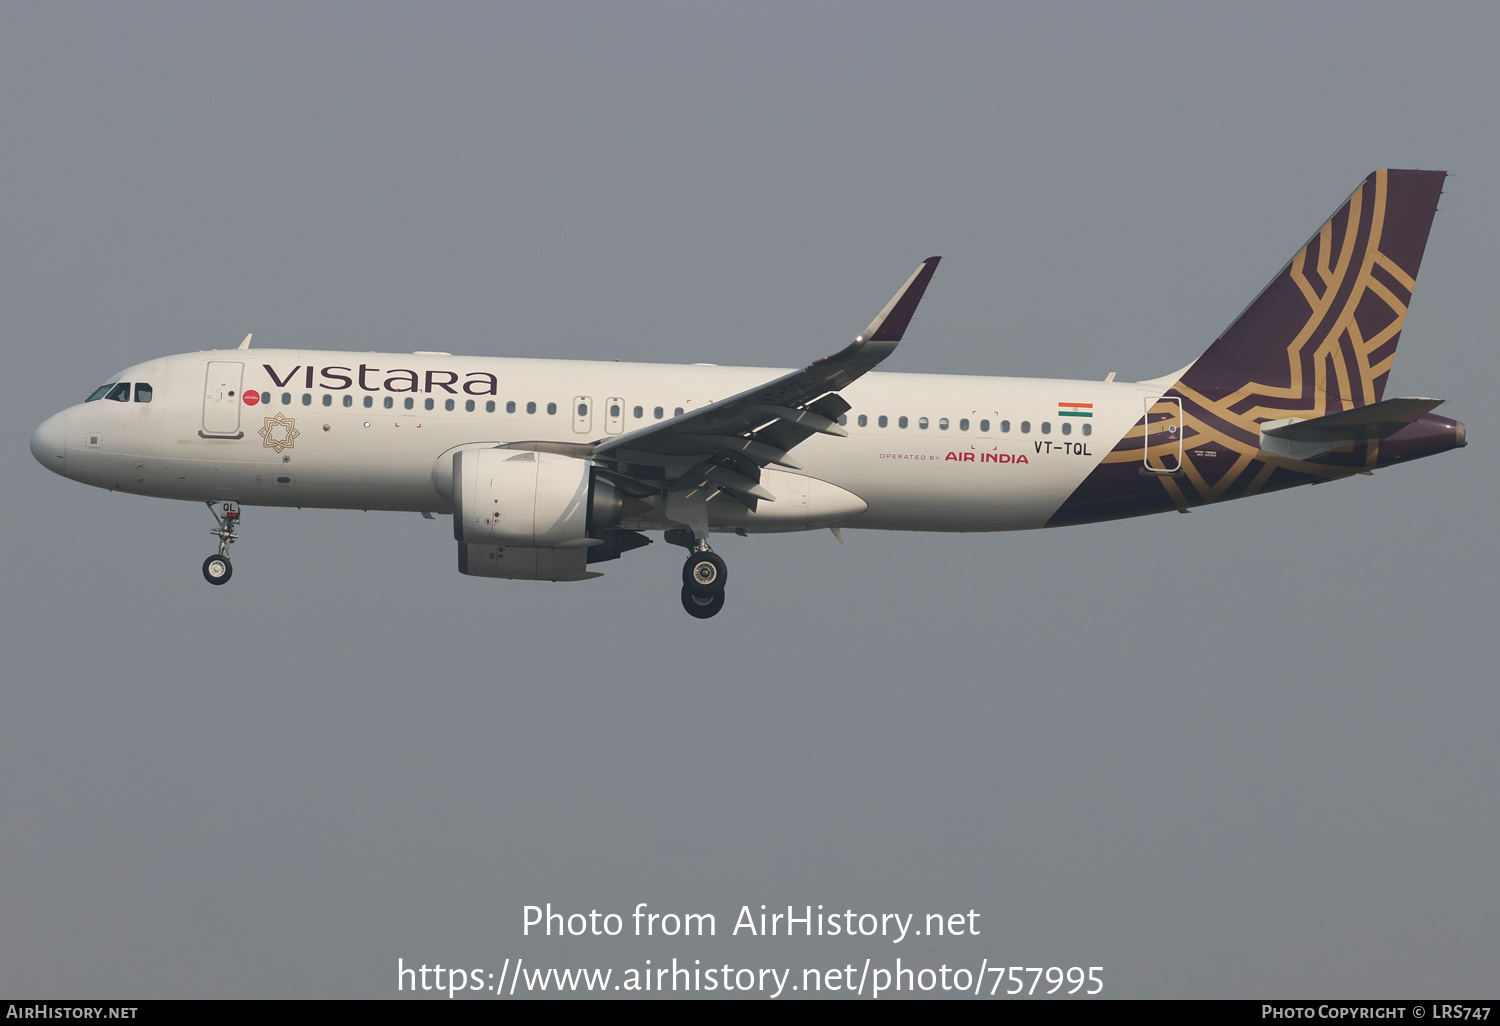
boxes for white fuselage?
[36,348,1157,533]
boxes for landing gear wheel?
[202,554,233,585]
[682,551,728,594]
[681,584,725,619]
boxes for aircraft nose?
[30,410,67,476]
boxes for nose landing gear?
[203,501,240,585]
[679,545,727,619]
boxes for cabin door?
[202,362,244,436]
[1142,396,1182,474]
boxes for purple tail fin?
[1047,170,1448,527]
[1177,168,1446,415]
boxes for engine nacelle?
[451,447,643,580]
[453,448,596,548]
[457,542,599,581]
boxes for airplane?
[30,169,1465,618]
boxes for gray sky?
[3,2,1497,998]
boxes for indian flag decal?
[1058,402,1093,418]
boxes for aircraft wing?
[590,257,941,505]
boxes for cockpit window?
[86,384,115,402]
[134,383,153,403]
[106,383,132,402]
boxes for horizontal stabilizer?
[1260,397,1445,460]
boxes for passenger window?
[654,407,664,419]
[633,406,643,419]
[527,401,536,414]
[134,383,153,403]
[1061,421,1071,435]
[323,394,333,407]
[609,403,620,418]
[445,399,456,411]
[858,414,868,427]
[999,420,1009,432]
[1082,423,1092,436]
[918,417,928,429]
[878,415,888,427]
[363,395,373,408]
[1020,420,1030,433]
[383,396,393,409]
[425,398,435,411]
[343,395,354,407]
[674,407,683,417]
[86,384,114,402]
[838,414,848,426]
[898,416,908,428]
[939,418,948,430]
[577,402,587,417]
[302,394,312,406]
[485,400,495,413]
[282,392,291,405]
[466,399,475,412]
[107,382,131,402]
[1041,421,1051,435]
[405,397,415,410]
[980,419,990,432]
[959,418,969,431]
[507,401,516,413]
[547,402,557,415]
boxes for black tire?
[203,554,233,585]
[682,551,728,594]
[681,584,725,619]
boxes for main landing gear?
[680,545,727,619]
[203,501,240,585]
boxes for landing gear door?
[202,361,244,437]
[1142,395,1182,475]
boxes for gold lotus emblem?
[258,412,301,453]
